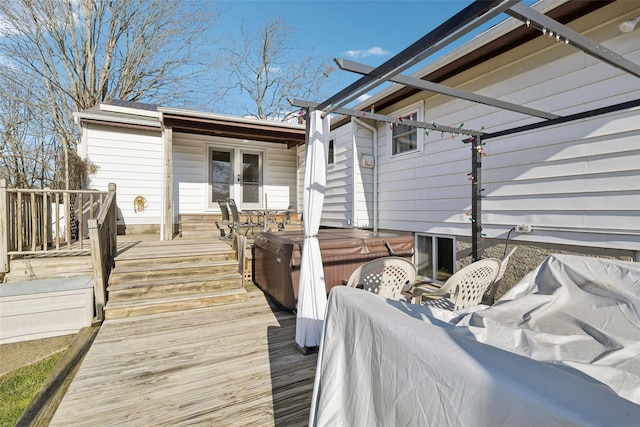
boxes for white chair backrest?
[449,258,501,310]
[347,256,416,300]
[496,246,518,283]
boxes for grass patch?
[0,351,64,426]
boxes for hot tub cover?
[310,254,640,426]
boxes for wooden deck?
[49,282,317,426]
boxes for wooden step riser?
[181,231,223,239]
[115,253,233,268]
[5,270,93,282]
[179,214,222,222]
[108,277,244,301]
[7,260,93,281]
[104,292,248,320]
[108,265,238,285]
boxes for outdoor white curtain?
[295,110,330,349]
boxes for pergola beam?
[316,0,516,116]
[289,99,485,137]
[307,1,640,263]
[336,58,560,120]
[481,98,640,140]
[506,2,640,78]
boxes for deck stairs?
[179,214,223,240]
[103,237,248,320]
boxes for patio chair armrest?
[411,285,449,304]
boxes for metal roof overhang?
[162,114,306,148]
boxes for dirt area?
[0,334,76,377]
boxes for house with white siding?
[321,0,640,287]
[75,101,306,239]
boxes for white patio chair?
[346,256,416,300]
[483,246,518,304]
[412,258,501,311]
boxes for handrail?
[88,183,117,321]
[0,179,109,274]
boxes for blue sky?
[202,1,529,114]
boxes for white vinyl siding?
[336,2,640,251]
[352,121,375,229]
[84,125,163,226]
[322,123,354,228]
[296,144,305,214]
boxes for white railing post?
[0,179,8,273]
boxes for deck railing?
[88,183,118,321]
[0,178,111,273]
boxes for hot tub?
[253,229,414,310]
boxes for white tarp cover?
[295,110,330,349]
[310,255,640,426]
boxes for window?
[392,117,418,155]
[210,149,232,202]
[415,234,456,282]
[328,139,335,165]
[389,101,423,157]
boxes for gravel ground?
[0,334,76,377]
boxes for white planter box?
[0,276,94,344]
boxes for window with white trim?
[415,234,456,282]
[389,101,423,156]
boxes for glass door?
[210,148,233,207]
[241,151,262,208]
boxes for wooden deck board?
[49,284,317,426]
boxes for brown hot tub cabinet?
[253,229,414,310]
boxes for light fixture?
[619,16,640,33]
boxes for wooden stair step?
[103,288,248,319]
[5,257,93,282]
[115,241,233,258]
[108,261,239,284]
[115,251,233,267]
[181,230,221,239]
[179,214,220,222]
[107,273,244,301]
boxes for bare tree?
[0,77,58,188]
[214,17,335,122]
[0,0,215,189]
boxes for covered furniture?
[412,258,501,310]
[310,255,640,426]
[253,229,414,310]
[345,256,416,300]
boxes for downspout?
[351,118,378,232]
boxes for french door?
[209,147,263,209]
